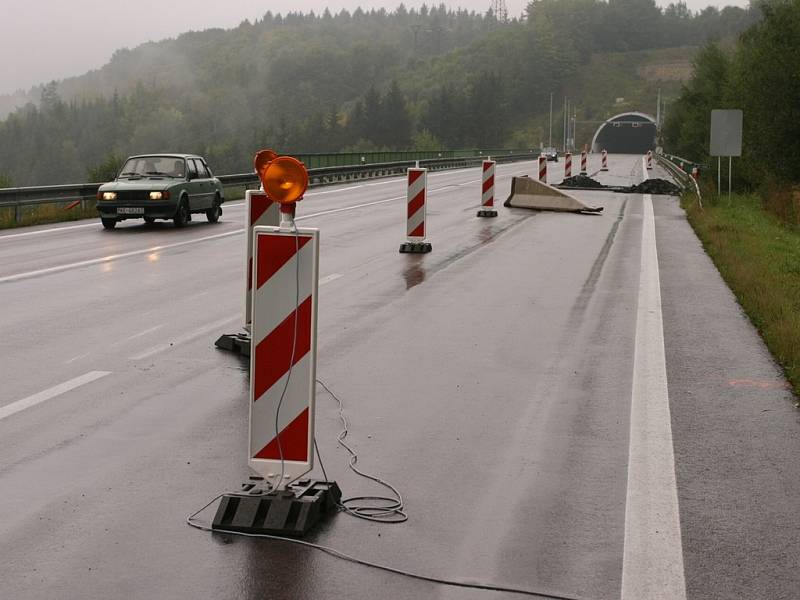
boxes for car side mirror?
[187,172,194,181]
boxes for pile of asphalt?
[557,176,683,196]
[626,178,682,195]
[560,174,606,189]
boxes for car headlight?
[149,191,170,200]
[101,192,117,200]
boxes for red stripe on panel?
[253,295,313,401]
[254,407,309,461]
[256,235,312,290]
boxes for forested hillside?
[0,1,758,186]
[663,0,800,192]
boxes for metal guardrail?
[0,153,536,226]
[656,152,703,208]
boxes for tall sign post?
[710,109,743,199]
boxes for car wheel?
[101,218,117,230]
[143,216,156,225]
[173,198,190,228]
[206,196,222,223]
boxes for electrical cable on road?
[186,504,589,600]
[185,375,587,599]
[315,378,407,524]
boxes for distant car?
[541,147,559,162]
[96,154,224,229]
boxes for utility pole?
[656,88,661,129]
[549,91,554,148]
[563,96,567,152]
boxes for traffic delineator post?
[580,150,588,175]
[477,159,498,217]
[564,152,572,179]
[400,167,432,253]
[215,188,279,356]
[601,150,609,171]
[212,150,340,538]
[538,155,547,183]
[646,150,653,170]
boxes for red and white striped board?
[580,151,588,175]
[646,151,653,170]
[601,150,609,171]
[481,160,495,208]
[249,225,319,487]
[538,155,547,183]
[477,159,498,218]
[406,168,427,241]
[244,190,279,330]
[564,152,572,178]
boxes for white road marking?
[306,185,363,196]
[0,229,243,284]
[129,314,240,361]
[365,179,404,187]
[113,323,166,346]
[65,353,90,364]
[0,222,99,241]
[0,371,111,422]
[621,185,687,599]
[297,195,406,221]
[319,273,343,286]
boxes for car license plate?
[117,207,144,215]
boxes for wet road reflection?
[402,256,427,290]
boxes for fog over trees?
[0,1,759,186]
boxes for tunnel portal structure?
[591,112,656,154]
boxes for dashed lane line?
[0,371,112,422]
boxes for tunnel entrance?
[591,112,656,154]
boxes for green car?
[96,154,225,229]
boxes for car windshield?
[118,156,185,178]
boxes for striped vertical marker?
[646,151,653,170]
[580,151,588,175]
[538,155,547,183]
[477,160,498,217]
[244,190,280,330]
[601,150,609,171]
[564,152,572,179]
[400,168,431,253]
[249,226,319,487]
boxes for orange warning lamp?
[254,149,308,205]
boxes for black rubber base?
[399,242,432,253]
[214,332,251,357]
[212,479,341,537]
[476,209,498,218]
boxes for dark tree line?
[0,2,759,186]
[662,0,800,189]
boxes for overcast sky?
[0,0,749,96]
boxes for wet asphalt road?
[1,156,798,600]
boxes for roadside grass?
[0,187,247,231]
[0,200,99,229]
[682,192,800,401]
